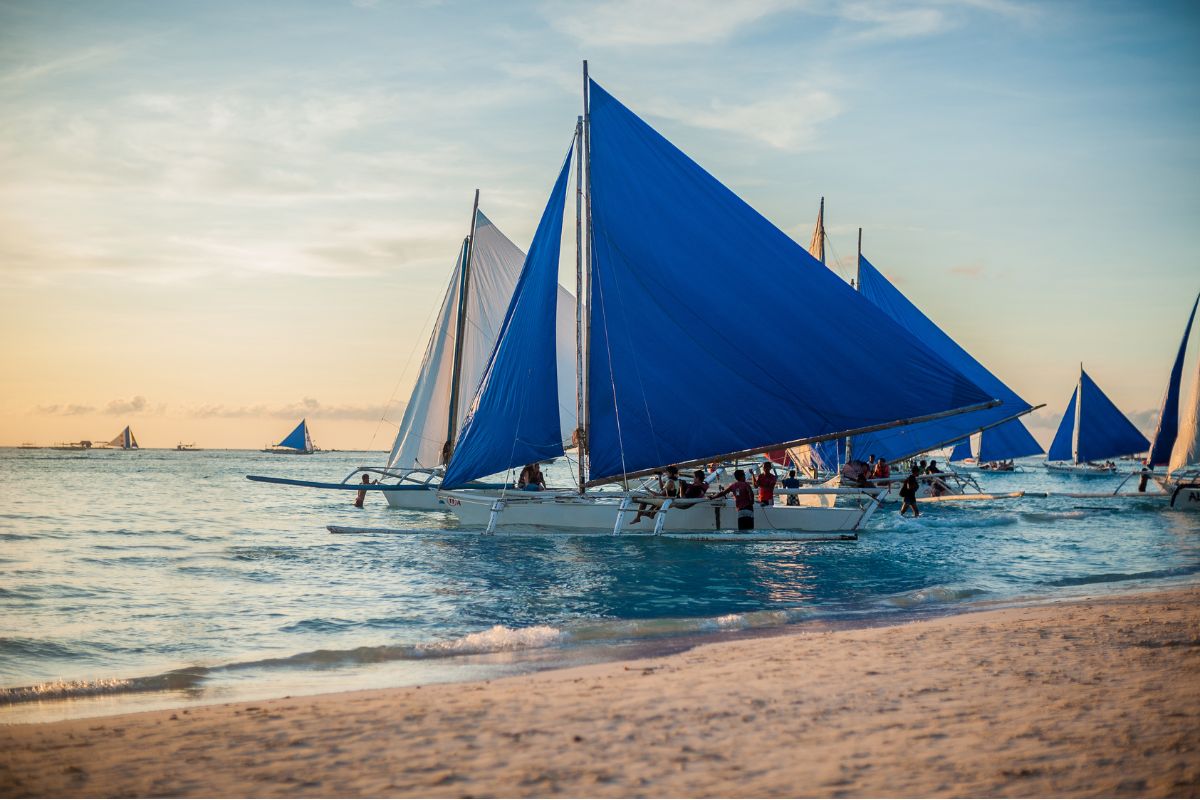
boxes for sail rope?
[364,260,458,455]
[590,233,630,485]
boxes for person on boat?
[755,461,778,506]
[704,463,722,490]
[918,459,928,474]
[866,454,877,476]
[872,457,891,486]
[713,469,755,530]
[926,460,949,497]
[899,465,921,518]
[353,473,375,508]
[517,463,546,491]
[781,469,801,506]
[632,465,683,525]
[841,459,871,488]
[683,470,709,499]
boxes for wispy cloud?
[656,84,842,151]
[33,396,151,416]
[0,43,129,89]
[545,0,802,46]
[190,397,394,421]
[104,396,148,414]
[949,262,985,278]
[34,403,96,416]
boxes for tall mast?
[443,188,481,463]
[581,60,594,492]
[854,226,862,290]
[814,197,826,265]
[1072,363,1083,464]
[844,226,862,464]
[574,115,585,494]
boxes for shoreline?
[3,586,1197,797]
[7,576,1194,726]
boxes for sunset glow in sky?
[1,1,1197,449]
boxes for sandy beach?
[3,587,1197,798]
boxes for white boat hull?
[382,486,446,511]
[438,490,874,534]
[1169,483,1200,512]
[1045,461,1117,475]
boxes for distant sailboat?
[949,419,1042,470]
[106,426,139,450]
[1045,367,1149,473]
[264,419,315,454]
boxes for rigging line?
[602,237,665,473]
[365,255,460,454]
[823,236,852,284]
[590,232,629,485]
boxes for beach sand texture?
[3,588,1197,798]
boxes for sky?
[1,0,1198,450]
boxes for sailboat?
[263,419,315,454]
[247,194,579,509]
[1045,367,1149,473]
[105,426,139,450]
[790,213,1040,500]
[949,418,1043,471]
[1135,292,1200,509]
[416,66,999,539]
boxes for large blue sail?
[1076,369,1150,462]
[1047,388,1077,462]
[949,440,973,462]
[441,143,574,489]
[277,420,308,450]
[848,255,1032,461]
[1147,292,1199,466]
[977,418,1042,462]
[585,80,993,483]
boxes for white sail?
[1169,361,1200,473]
[555,285,580,447]
[387,209,578,471]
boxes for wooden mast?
[574,114,586,494]
[581,60,594,493]
[443,188,480,463]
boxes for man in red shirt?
[714,468,755,530]
[754,461,778,506]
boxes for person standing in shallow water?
[353,473,374,508]
[713,468,755,530]
[899,465,921,518]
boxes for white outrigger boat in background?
[403,64,1001,539]
[786,213,1041,507]
[248,193,580,510]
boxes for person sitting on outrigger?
[926,459,949,497]
[683,469,709,499]
[517,463,546,491]
[632,465,682,525]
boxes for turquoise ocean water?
[2,447,1198,723]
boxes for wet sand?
[3,587,1198,798]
